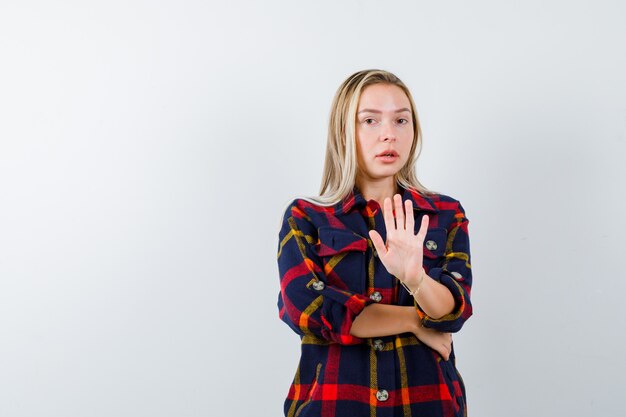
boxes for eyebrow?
[357,108,411,114]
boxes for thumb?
[368,230,386,256]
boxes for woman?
[276,69,473,417]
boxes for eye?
[364,118,376,125]
[398,118,409,124]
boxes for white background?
[1,1,625,416]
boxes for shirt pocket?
[422,227,448,271]
[315,226,368,294]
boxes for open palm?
[368,194,428,288]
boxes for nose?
[380,123,397,142]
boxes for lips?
[376,150,399,157]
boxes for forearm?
[349,304,420,339]
[410,271,456,320]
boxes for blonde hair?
[279,69,434,223]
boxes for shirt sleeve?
[414,201,473,333]
[276,201,375,345]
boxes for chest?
[313,208,448,301]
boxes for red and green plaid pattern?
[277,184,473,417]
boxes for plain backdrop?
[1,1,625,416]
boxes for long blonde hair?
[279,69,434,223]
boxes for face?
[355,83,414,185]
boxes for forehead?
[357,83,411,110]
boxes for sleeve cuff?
[306,278,375,345]
[414,267,467,327]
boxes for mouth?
[376,151,399,163]
[376,150,399,158]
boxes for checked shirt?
[276,183,473,417]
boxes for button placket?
[376,389,389,402]
[373,339,384,351]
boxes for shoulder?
[428,192,464,210]
[278,197,334,233]
[419,191,461,210]
[425,191,470,226]
[282,197,333,219]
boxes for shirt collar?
[333,183,438,216]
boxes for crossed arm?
[349,195,458,359]
[350,302,454,361]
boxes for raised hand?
[368,194,429,289]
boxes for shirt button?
[373,249,378,258]
[373,339,384,351]
[370,291,382,302]
[450,271,463,280]
[425,240,438,251]
[312,281,325,291]
[376,389,389,402]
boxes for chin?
[373,170,401,179]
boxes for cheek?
[397,148,411,167]
[402,137,414,157]
[355,139,374,172]
[355,135,369,159]
[356,131,376,152]
[354,137,362,157]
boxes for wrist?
[399,267,426,297]
[406,306,422,335]
[403,266,425,288]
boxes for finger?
[415,214,429,244]
[368,230,387,257]
[405,199,414,234]
[394,194,405,230]
[382,197,395,233]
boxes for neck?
[356,178,400,206]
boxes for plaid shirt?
[276,183,473,417]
